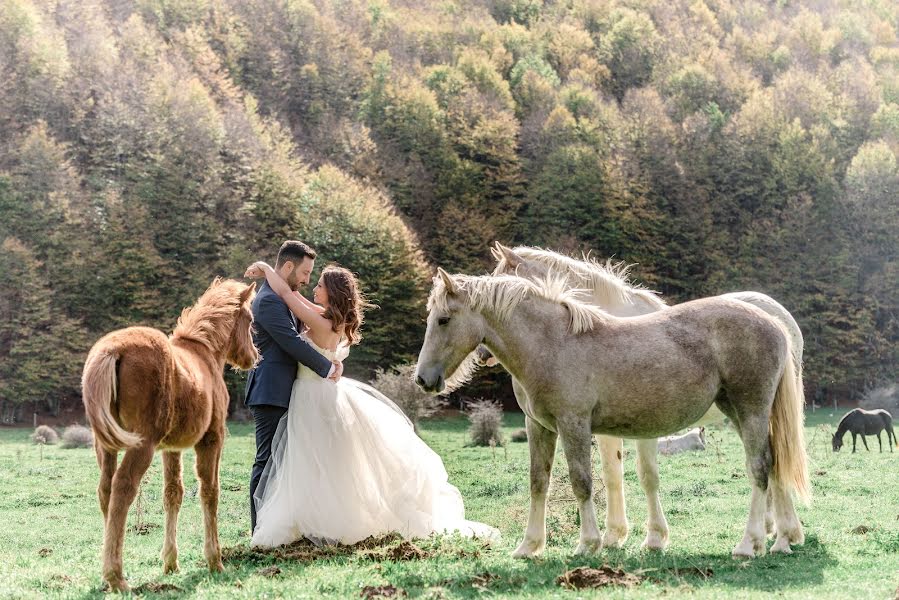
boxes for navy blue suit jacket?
[244,281,332,408]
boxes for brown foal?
[81,278,258,592]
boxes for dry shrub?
[31,425,58,445]
[61,424,93,448]
[860,383,899,412]
[511,428,527,442]
[370,363,445,430]
[467,399,504,447]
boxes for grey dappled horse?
[416,270,809,559]
[478,243,805,550]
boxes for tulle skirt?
[251,372,497,548]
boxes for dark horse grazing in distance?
[81,278,258,592]
[832,408,897,453]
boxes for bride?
[244,261,497,548]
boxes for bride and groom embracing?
[244,240,496,547]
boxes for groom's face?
[286,257,315,291]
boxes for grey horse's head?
[831,433,843,452]
[474,242,551,368]
[415,268,485,393]
[490,242,549,279]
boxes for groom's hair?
[276,241,317,268]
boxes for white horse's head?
[415,268,486,394]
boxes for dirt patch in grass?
[557,566,642,590]
[133,582,181,593]
[257,565,281,578]
[385,541,430,561]
[38,547,52,557]
[851,525,872,534]
[46,574,72,590]
[648,566,714,581]
[360,584,405,598]
[225,534,410,565]
[132,522,160,535]
[469,571,499,589]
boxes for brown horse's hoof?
[162,561,179,575]
[104,576,130,593]
[208,560,224,573]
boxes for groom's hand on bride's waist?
[327,360,343,382]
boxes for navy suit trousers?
[249,404,287,532]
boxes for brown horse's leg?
[103,443,155,592]
[195,433,225,573]
[161,451,184,574]
[95,441,117,521]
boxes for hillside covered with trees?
[0,0,896,420]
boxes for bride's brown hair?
[320,266,375,345]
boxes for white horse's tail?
[769,335,810,504]
[82,345,142,451]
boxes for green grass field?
[0,411,896,598]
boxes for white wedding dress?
[251,336,498,548]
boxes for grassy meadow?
[0,411,896,599]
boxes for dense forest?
[0,0,896,421]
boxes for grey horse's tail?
[769,335,811,503]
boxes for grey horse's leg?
[598,435,628,547]
[861,434,870,451]
[512,416,558,558]
[877,432,883,452]
[769,475,804,553]
[732,414,772,558]
[852,433,857,453]
[635,439,669,550]
[558,418,603,555]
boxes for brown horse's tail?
[82,345,142,451]
[769,335,811,504]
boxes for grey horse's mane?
[430,272,609,393]
[505,246,667,310]
[429,273,608,335]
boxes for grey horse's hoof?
[731,537,766,559]
[511,538,544,559]
[770,536,793,554]
[641,530,668,551]
[602,526,628,548]
[573,538,603,555]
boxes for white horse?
[474,243,805,551]
[416,270,809,559]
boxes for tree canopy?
[0,0,896,418]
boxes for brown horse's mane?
[172,278,247,352]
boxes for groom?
[245,240,343,533]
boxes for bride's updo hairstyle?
[320,266,374,345]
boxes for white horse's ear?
[437,267,458,295]
[498,244,523,268]
[490,241,502,262]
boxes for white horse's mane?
[429,273,608,335]
[507,246,667,310]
